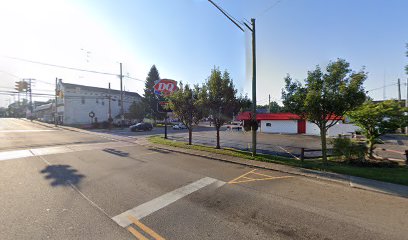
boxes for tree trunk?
[216,126,220,149]
[368,140,375,159]
[188,128,192,145]
[320,127,328,164]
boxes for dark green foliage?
[236,94,252,113]
[143,65,165,120]
[331,137,366,162]
[167,83,205,145]
[6,99,29,117]
[204,67,238,149]
[282,59,367,163]
[348,100,408,158]
[257,101,282,113]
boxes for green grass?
[149,136,408,186]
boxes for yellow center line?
[128,215,166,240]
[127,226,149,240]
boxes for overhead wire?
[0,55,144,83]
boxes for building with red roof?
[236,112,358,136]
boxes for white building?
[56,80,142,125]
[237,112,360,137]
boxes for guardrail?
[300,147,408,165]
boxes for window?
[118,100,121,106]
[101,101,105,106]
[266,123,271,127]
[81,96,85,104]
[96,98,99,104]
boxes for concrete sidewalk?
[137,139,408,198]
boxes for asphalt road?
[1,118,407,240]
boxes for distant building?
[34,102,54,123]
[56,80,142,125]
[237,112,360,137]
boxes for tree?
[204,67,238,149]
[282,59,367,163]
[167,83,205,145]
[235,94,252,114]
[128,101,146,122]
[257,101,282,113]
[143,65,165,120]
[348,100,408,158]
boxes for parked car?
[172,123,187,130]
[129,122,153,131]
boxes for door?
[297,120,306,134]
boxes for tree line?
[132,51,407,163]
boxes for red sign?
[153,79,178,97]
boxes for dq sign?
[153,79,178,97]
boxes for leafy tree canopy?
[282,59,367,162]
[348,100,408,157]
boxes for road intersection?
[0,118,407,239]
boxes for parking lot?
[97,124,407,161]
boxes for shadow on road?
[103,148,129,157]
[40,165,85,187]
[147,148,172,154]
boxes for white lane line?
[0,149,33,161]
[112,177,225,227]
[0,130,56,133]
[0,142,135,162]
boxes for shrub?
[331,136,366,162]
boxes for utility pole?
[23,78,34,121]
[119,63,124,129]
[208,0,257,156]
[406,78,408,134]
[398,78,401,102]
[108,82,112,130]
[55,78,58,126]
[268,94,271,113]
[248,18,257,156]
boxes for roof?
[236,112,342,121]
[61,81,141,98]
[34,103,53,111]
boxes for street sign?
[153,79,178,97]
[89,111,95,118]
[157,102,172,113]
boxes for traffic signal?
[14,81,28,92]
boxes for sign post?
[153,79,178,139]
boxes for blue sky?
[0,0,407,107]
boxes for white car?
[172,123,187,130]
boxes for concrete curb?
[146,142,408,198]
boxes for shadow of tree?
[40,165,85,187]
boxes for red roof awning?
[236,112,342,121]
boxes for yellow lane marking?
[127,226,149,240]
[128,215,166,240]
[228,169,293,184]
[227,169,256,184]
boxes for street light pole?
[120,62,124,129]
[208,0,257,155]
[250,18,257,156]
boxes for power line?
[2,55,118,76]
[366,82,398,92]
[257,0,284,18]
[1,55,144,82]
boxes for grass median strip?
[148,136,408,186]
